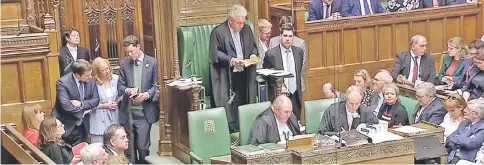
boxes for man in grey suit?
[412,82,447,125]
[118,35,159,164]
[269,16,307,91]
[391,35,438,85]
[369,70,393,116]
[319,85,379,135]
[263,24,304,120]
[53,59,99,146]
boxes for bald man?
[322,83,345,100]
[248,95,301,145]
[319,85,378,135]
[369,70,394,116]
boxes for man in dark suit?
[341,0,385,17]
[263,24,304,120]
[319,85,379,135]
[391,35,438,85]
[446,99,484,163]
[412,82,447,124]
[307,0,342,21]
[58,28,90,76]
[249,95,301,145]
[420,0,466,8]
[102,124,129,156]
[52,59,99,146]
[118,35,159,164]
[209,5,259,133]
[369,70,393,116]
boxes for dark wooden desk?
[396,83,450,100]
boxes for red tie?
[412,56,419,83]
[465,65,474,85]
[433,0,440,7]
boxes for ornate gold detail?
[203,120,216,133]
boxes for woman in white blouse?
[440,93,466,139]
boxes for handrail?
[1,123,55,164]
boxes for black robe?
[248,108,301,145]
[319,101,379,135]
[209,20,258,125]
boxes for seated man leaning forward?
[319,85,379,135]
[249,95,301,145]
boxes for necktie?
[325,4,330,19]
[415,107,424,123]
[412,56,419,83]
[285,49,297,94]
[363,0,372,15]
[465,65,474,85]
[78,80,84,101]
[433,0,439,7]
[134,59,140,66]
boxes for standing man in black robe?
[209,4,259,133]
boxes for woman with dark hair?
[39,116,79,164]
[59,28,90,76]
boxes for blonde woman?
[353,69,374,107]
[438,37,472,89]
[441,93,466,138]
[22,104,44,146]
[90,57,120,143]
[377,83,409,127]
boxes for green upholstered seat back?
[188,107,231,164]
[304,98,339,134]
[399,96,418,123]
[238,101,271,146]
[177,21,254,108]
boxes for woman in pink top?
[440,93,466,139]
[22,104,45,146]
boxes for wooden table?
[396,83,450,100]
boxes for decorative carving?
[102,0,118,24]
[203,120,216,133]
[120,0,135,22]
[1,34,50,56]
[59,0,67,31]
[85,0,101,25]
[191,86,201,110]
[231,148,292,164]
[188,0,221,5]
[178,14,228,27]
[51,0,60,7]
[26,0,36,26]
[42,13,56,30]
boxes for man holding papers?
[263,24,304,120]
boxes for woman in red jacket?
[22,104,44,147]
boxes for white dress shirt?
[439,113,462,139]
[67,44,78,61]
[276,117,292,144]
[280,45,297,94]
[373,93,384,116]
[407,51,422,82]
[359,0,374,15]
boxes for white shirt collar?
[410,50,418,58]
[73,73,81,83]
[228,22,237,35]
[67,44,77,51]
[280,44,291,52]
[136,51,145,62]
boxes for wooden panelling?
[1,0,25,26]
[1,63,21,104]
[23,60,46,101]
[301,3,483,101]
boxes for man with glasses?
[463,48,484,101]
[369,70,393,116]
[257,19,271,69]
[248,95,301,145]
[53,59,99,146]
[319,85,378,135]
[412,82,446,124]
[446,99,484,164]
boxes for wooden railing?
[1,124,54,164]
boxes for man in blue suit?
[52,59,100,146]
[412,82,447,125]
[341,0,385,17]
[420,0,466,8]
[446,99,484,163]
[307,0,342,21]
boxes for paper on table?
[256,69,283,76]
[392,126,426,134]
[370,132,404,143]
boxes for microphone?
[94,39,100,52]
[283,131,290,149]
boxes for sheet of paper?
[392,126,426,134]
[256,69,282,76]
[370,132,404,143]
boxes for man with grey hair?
[412,82,446,124]
[248,95,301,145]
[446,99,484,164]
[79,143,109,164]
[391,35,438,85]
[209,5,258,133]
[369,70,394,116]
[318,85,378,135]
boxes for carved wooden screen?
[83,0,136,64]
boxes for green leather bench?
[304,98,339,134]
[399,96,418,123]
[177,21,254,109]
[238,101,271,145]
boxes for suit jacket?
[446,120,484,162]
[412,99,447,125]
[377,101,409,127]
[341,0,385,17]
[391,51,438,84]
[52,73,99,137]
[463,68,484,100]
[420,0,466,8]
[90,74,119,135]
[209,20,258,123]
[438,56,473,89]
[319,101,379,135]
[263,45,304,103]
[117,54,159,124]
[248,108,301,145]
[307,0,342,21]
[58,46,90,76]
[257,39,268,69]
[368,92,382,115]
[269,36,307,91]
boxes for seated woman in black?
[377,83,409,127]
[39,116,79,164]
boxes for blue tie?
[78,80,84,101]
[363,0,371,15]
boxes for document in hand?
[244,57,261,67]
